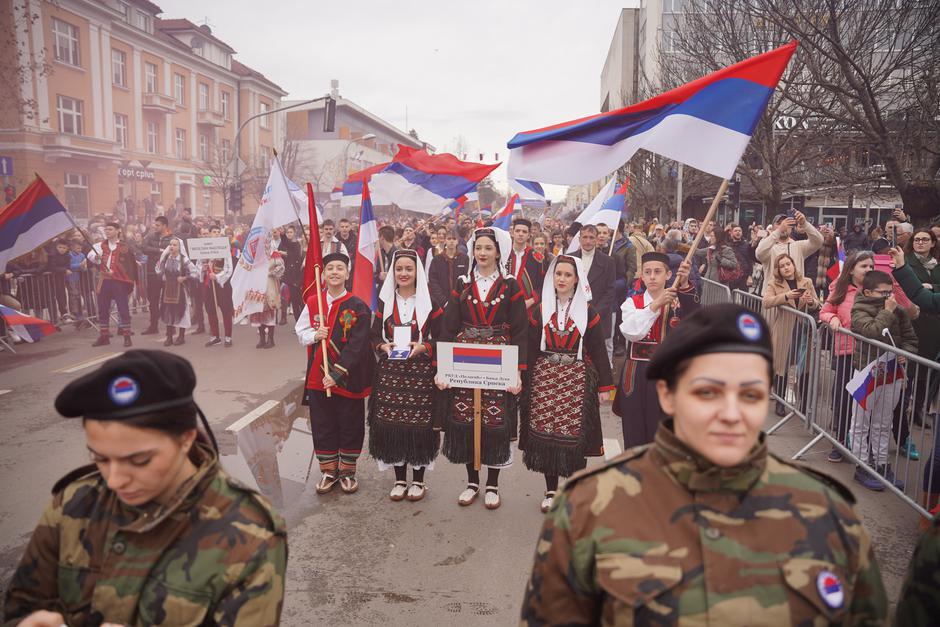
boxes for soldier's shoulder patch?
[51,464,100,495]
[222,473,286,533]
[769,454,857,506]
[562,445,650,491]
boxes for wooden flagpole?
[314,262,331,399]
[683,179,729,267]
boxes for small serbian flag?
[453,346,503,373]
[0,304,57,343]
[491,194,519,231]
[846,354,905,410]
[826,237,845,283]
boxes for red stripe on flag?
[453,346,502,358]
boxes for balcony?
[197,108,225,127]
[41,132,122,161]
[142,92,177,114]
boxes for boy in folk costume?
[201,224,235,348]
[520,255,614,513]
[86,222,138,347]
[295,252,375,495]
[507,217,546,311]
[369,249,445,502]
[614,252,697,449]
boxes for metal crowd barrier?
[700,277,733,305]
[794,325,938,518]
[734,289,819,433]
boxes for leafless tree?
[196,142,238,215]
[748,0,940,219]
[1,2,52,127]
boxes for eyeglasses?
[873,289,894,297]
[913,237,933,243]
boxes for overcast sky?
[156,0,640,201]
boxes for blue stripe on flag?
[383,163,480,200]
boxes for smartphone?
[786,208,797,219]
[794,288,807,296]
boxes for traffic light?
[728,179,741,210]
[323,96,336,133]
[230,183,243,214]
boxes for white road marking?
[0,389,12,396]
[603,438,622,460]
[53,352,123,374]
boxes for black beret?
[646,304,772,380]
[641,252,671,267]
[871,237,891,254]
[322,252,350,266]
[55,350,196,420]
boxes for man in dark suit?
[428,229,469,307]
[276,226,303,322]
[571,224,616,361]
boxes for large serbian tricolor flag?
[507,42,798,184]
[370,145,499,214]
[0,305,57,342]
[351,180,380,310]
[0,176,74,273]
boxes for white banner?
[231,158,292,322]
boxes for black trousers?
[287,281,303,322]
[146,274,162,328]
[307,389,366,477]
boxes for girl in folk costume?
[615,252,697,449]
[251,248,285,349]
[154,237,199,346]
[369,250,445,502]
[434,227,528,510]
[520,255,614,513]
[295,253,375,495]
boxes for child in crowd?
[849,270,918,491]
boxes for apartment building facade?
[0,0,286,222]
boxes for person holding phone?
[762,254,819,416]
[755,211,823,292]
[369,249,444,502]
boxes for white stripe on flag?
[0,211,74,273]
[369,171,453,215]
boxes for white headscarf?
[379,249,433,342]
[464,227,512,280]
[540,254,591,359]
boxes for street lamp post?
[342,133,377,178]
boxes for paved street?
[0,319,923,625]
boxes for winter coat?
[762,276,819,377]
[850,293,918,370]
[819,284,859,356]
[755,222,823,292]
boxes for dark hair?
[862,270,892,291]
[155,216,168,226]
[322,219,335,228]
[554,256,579,279]
[339,218,350,224]
[210,222,221,231]
[83,405,197,436]
[379,225,395,241]
[905,228,937,259]
[828,250,874,306]
[580,224,598,236]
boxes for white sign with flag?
[232,158,295,322]
[567,177,617,253]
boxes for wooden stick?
[473,388,482,471]
[683,179,729,266]
[314,265,332,398]
[608,223,618,256]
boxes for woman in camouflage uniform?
[521,304,887,625]
[5,350,287,627]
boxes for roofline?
[282,96,426,148]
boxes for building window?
[145,62,158,93]
[259,102,270,129]
[56,95,83,135]
[136,10,152,33]
[198,83,209,111]
[220,139,231,162]
[663,0,684,12]
[199,134,209,161]
[64,173,89,217]
[174,73,185,106]
[113,113,128,148]
[220,91,229,119]
[111,49,126,86]
[147,121,159,153]
[151,181,163,202]
[175,128,186,158]
[662,30,677,53]
[52,18,80,66]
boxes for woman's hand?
[176,275,186,284]
[434,375,450,390]
[378,343,392,356]
[313,326,330,342]
[829,317,842,330]
[787,289,803,301]
[508,374,522,395]
[17,611,65,627]
[322,374,336,389]
[800,290,815,306]
[888,247,906,268]
[409,342,427,357]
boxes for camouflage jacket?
[520,421,887,626]
[895,512,940,625]
[4,442,287,627]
